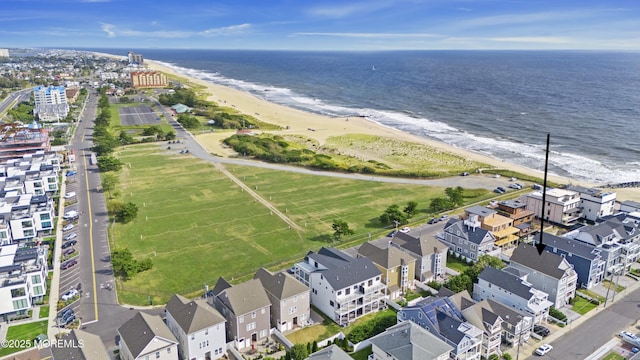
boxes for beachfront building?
[127,51,144,64]
[357,241,417,299]
[441,218,500,262]
[0,244,48,321]
[130,71,167,88]
[461,206,520,248]
[542,233,606,289]
[293,247,386,326]
[566,185,616,222]
[390,231,448,282]
[526,188,582,227]
[620,201,640,214]
[496,200,535,239]
[508,243,578,309]
[33,86,69,122]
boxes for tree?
[403,201,418,218]
[119,131,135,145]
[429,197,453,213]
[101,173,119,198]
[115,202,139,223]
[97,155,123,172]
[111,248,153,281]
[379,204,408,226]
[445,187,464,206]
[177,114,200,129]
[164,131,176,140]
[331,220,354,241]
[288,344,308,360]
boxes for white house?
[118,312,179,360]
[526,188,582,226]
[165,294,227,360]
[566,185,616,222]
[293,247,385,326]
[0,244,48,320]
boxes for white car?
[61,289,78,301]
[399,227,410,233]
[62,224,74,232]
[64,192,76,199]
[535,344,553,356]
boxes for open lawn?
[39,305,50,318]
[0,320,48,357]
[603,352,625,360]
[571,296,597,315]
[446,255,472,273]
[110,144,490,305]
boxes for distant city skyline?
[1,0,639,50]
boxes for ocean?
[92,49,640,184]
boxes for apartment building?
[526,188,582,226]
[566,185,616,222]
[496,200,535,238]
[33,86,69,122]
[130,71,167,88]
[0,124,51,163]
[0,244,48,320]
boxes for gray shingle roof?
[369,321,453,360]
[465,205,497,217]
[254,268,309,301]
[306,344,352,360]
[217,278,271,316]
[308,247,381,290]
[541,232,600,260]
[166,294,225,334]
[478,267,534,300]
[357,242,417,269]
[51,329,110,360]
[443,220,494,245]
[486,299,530,326]
[118,312,177,359]
[510,243,567,279]
[391,232,448,257]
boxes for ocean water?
[93,49,640,184]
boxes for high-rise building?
[127,51,144,64]
[0,49,9,58]
[130,71,168,88]
[33,86,69,122]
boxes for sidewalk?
[504,274,640,359]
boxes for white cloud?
[456,9,623,29]
[200,23,251,36]
[97,23,251,39]
[306,0,398,18]
[100,22,115,37]
[293,32,440,38]
[488,36,571,44]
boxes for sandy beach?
[143,59,640,202]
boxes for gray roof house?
[508,243,578,309]
[293,247,385,326]
[473,267,552,324]
[118,312,178,360]
[369,321,453,360]
[254,267,311,332]
[211,277,272,350]
[50,329,110,360]
[357,241,417,299]
[542,232,606,289]
[391,231,449,281]
[441,218,500,262]
[620,200,640,214]
[306,344,352,360]
[165,294,227,360]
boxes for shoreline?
[139,58,640,201]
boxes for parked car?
[399,227,410,233]
[63,248,76,256]
[64,191,76,199]
[62,224,74,232]
[387,230,398,238]
[533,183,543,190]
[533,325,550,337]
[509,184,520,189]
[535,344,553,356]
[58,308,74,320]
[61,259,77,270]
[66,171,77,177]
[494,188,505,194]
[60,313,76,327]
[64,233,77,241]
[61,289,78,301]
[62,240,77,249]
[439,214,449,221]
[428,218,438,224]
[487,200,498,207]
[461,172,469,176]
[63,210,78,219]
[497,186,507,192]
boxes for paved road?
[0,88,31,119]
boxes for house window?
[368,279,373,286]
[11,288,25,298]
[205,329,208,335]
[192,334,195,340]
[261,308,265,314]
[337,291,342,296]
[155,351,160,359]
[345,288,350,295]
[33,286,43,296]
[167,348,171,354]
[251,311,256,319]
[239,316,244,323]
[329,300,334,307]
[247,322,256,331]
[260,330,267,338]
[32,275,41,284]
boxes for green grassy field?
[571,296,597,315]
[0,320,48,357]
[110,144,490,305]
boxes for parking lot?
[118,104,161,126]
[58,173,82,329]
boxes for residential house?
[473,267,553,324]
[50,329,110,360]
[118,312,179,360]
[293,247,385,326]
[566,185,616,222]
[508,243,578,309]
[542,233,606,289]
[447,290,533,348]
[357,242,416,299]
[526,188,582,227]
[567,214,640,274]
[0,244,48,320]
[210,277,271,350]
[254,267,311,332]
[496,200,535,238]
[165,294,227,360]
[461,206,520,248]
[620,201,640,214]
[390,231,448,281]
[441,218,500,262]
[398,296,483,360]
[369,321,453,360]
[306,344,352,360]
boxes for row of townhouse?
[0,243,48,321]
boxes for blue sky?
[1,0,639,50]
